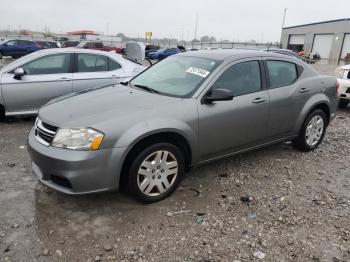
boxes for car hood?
[38,85,181,128]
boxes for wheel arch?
[295,95,331,134]
[119,131,193,189]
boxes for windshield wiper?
[133,84,159,94]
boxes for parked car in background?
[0,48,146,119]
[0,39,43,59]
[61,41,80,48]
[262,48,302,60]
[27,50,338,202]
[35,41,60,49]
[145,44,160,57]
[77,41,123,54]
[336,64,350,108]
[148,48,180,60]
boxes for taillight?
[36,44,43,49]
[336,80,340,93]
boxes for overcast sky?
[1,0,349,42]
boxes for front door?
[1,53,73,113]
[72,53,125,92]
[2,40,19,57]
[198,59,270,161]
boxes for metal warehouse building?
[281,18,350,63]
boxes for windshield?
[131,56,220,97]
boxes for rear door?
[18,40,32,55]
[263,58,310,139]
[72,53,125,92]
[1,53,73,113]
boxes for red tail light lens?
[336,80,340,93]
[36,44,43,48]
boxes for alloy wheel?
[137,150,178,196]
[305,115,324,147]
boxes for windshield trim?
[130,56,222,99]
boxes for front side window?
[213,61,261,96]
[77,54,108,72]
[95,43,103,48]
[131,56,220,97]
[108,58,121,71]
[21,53,70,75]
[266,60,298,88]
[6,40,17,46]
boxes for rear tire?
[339,100,349,108]
[127,142,184,203]
[293,109,327,151]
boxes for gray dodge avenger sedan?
[28,50,339,203]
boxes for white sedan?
[337,64,350,108]
[0,48,146,119]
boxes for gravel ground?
[0,64,350,262]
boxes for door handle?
[252,97,267,104]
[299,88,310,93]
[110,75,121,79]
[59,77,71,81]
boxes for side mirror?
[204,88,234,103]
[14,68,25,80]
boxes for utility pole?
[281,8,287,29]
[181,24,184,42]
[280,8,287,48]
[194,13,198,41]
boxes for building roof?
[283,18,350,30]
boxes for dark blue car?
[148,48,180,60]
[0,39,43,59]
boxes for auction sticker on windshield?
[186,67,210,78]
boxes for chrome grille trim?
[34,118,57,146]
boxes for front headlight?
[51,128,104,151]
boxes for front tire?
[293,109,327,151]
[127,143,184,203]
[339,100,349,108]
[0,52,3,59]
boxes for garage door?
[341,34,350,59]
[288,34,305,52]
[312,34,334,60]
[289,34,305,45]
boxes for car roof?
[178,49,289,61]
[29,47,112,56]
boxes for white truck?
[337,64,350,108]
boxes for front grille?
[34,118,57,146]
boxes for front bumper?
[28,128,126,195]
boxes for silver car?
[0,48,145,119]
[28,50,339,203]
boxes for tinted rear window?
[266,60,298,88]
